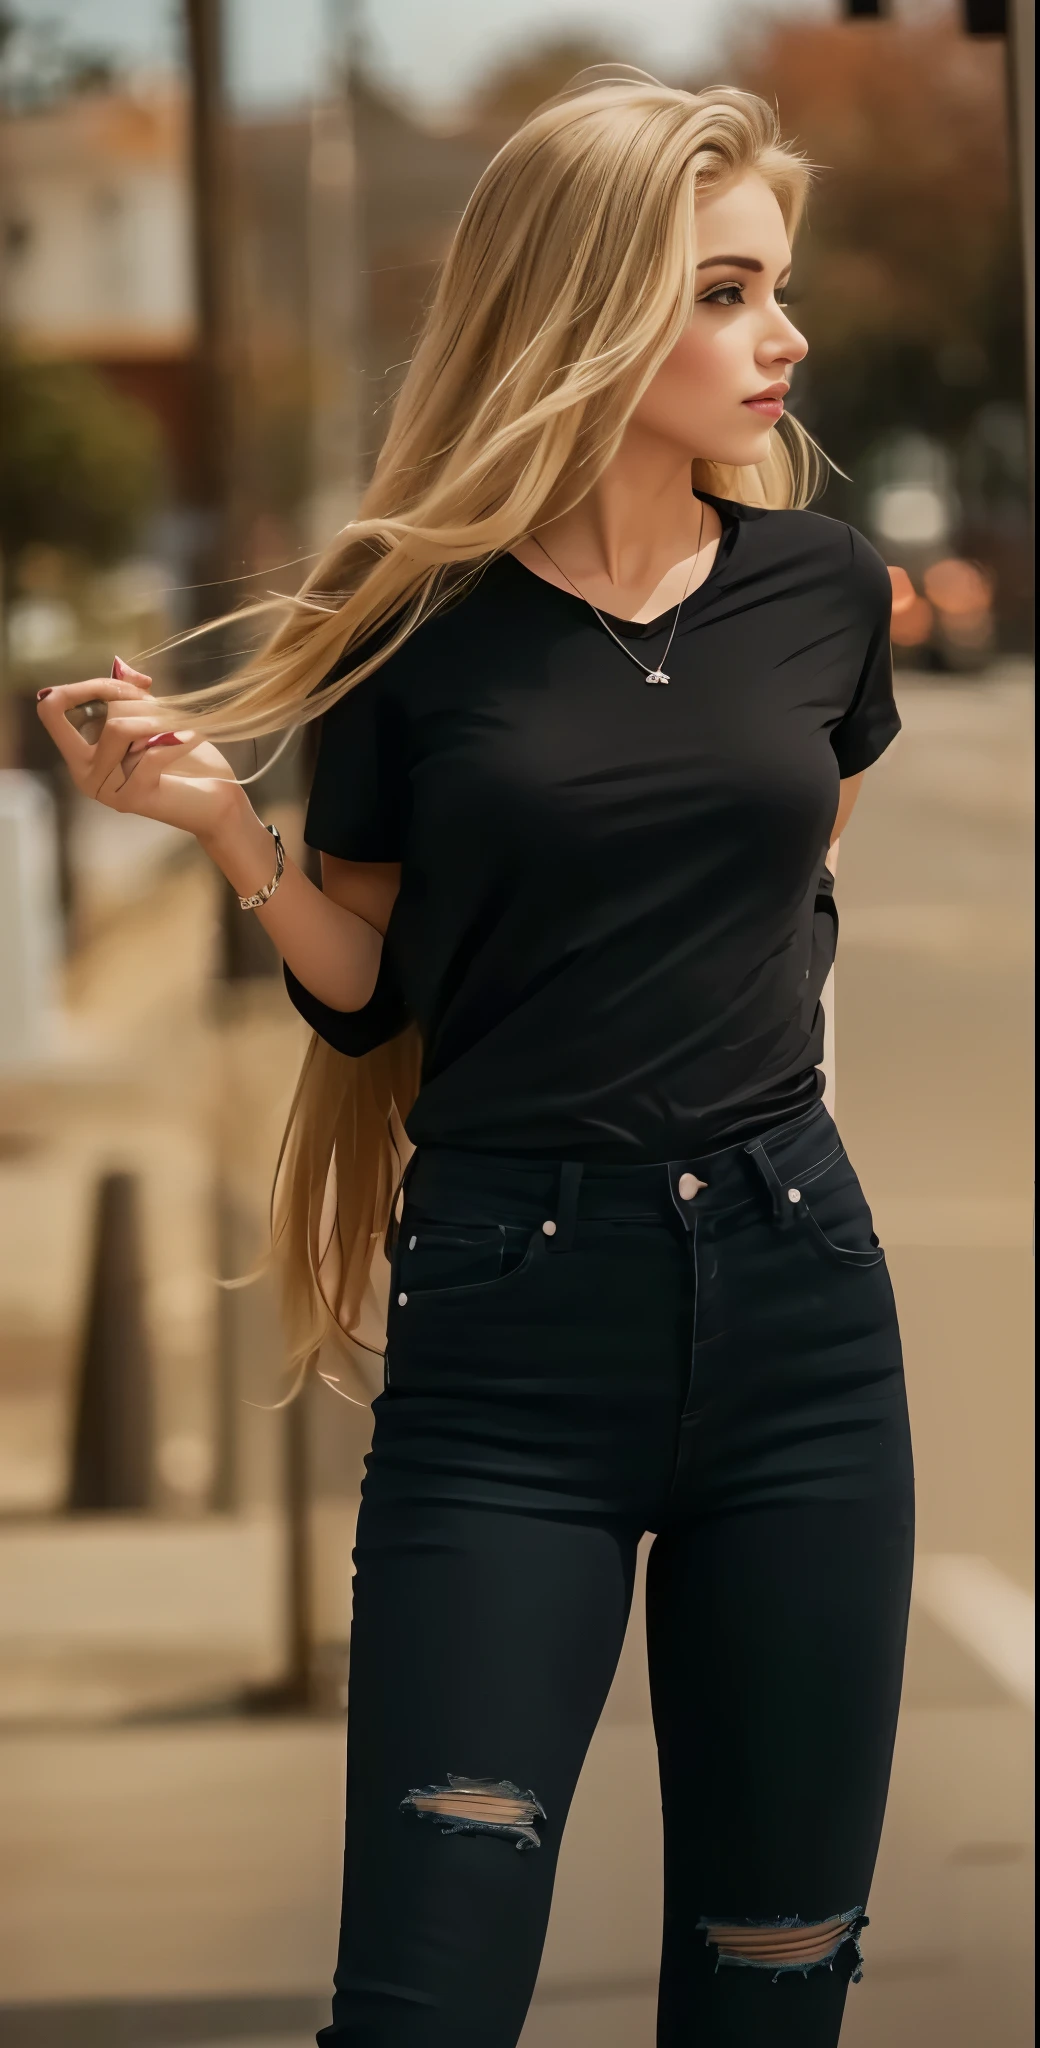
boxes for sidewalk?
[0,1579,1033,2047]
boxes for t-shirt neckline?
[504,489,744,640]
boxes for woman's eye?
[702,284,744,307]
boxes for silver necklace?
[531,498,706,686]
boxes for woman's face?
[630,170,809,467]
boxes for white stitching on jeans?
[789,1147,847,1189]
[803,1210,886,1265]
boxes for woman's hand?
[35,662,243,843]
[36,659,386,1012]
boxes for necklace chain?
[531,498,706,685]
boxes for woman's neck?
[515,427,723,623]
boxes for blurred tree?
[726,14,1025,468]
[462,20,1023,464]
[0,355,162,573]
[472,37,629,125]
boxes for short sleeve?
[287,654,412,1051]
[283,948,411,1057]
[304,665,407,862]
[830,527,901,779]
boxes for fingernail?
[112,655,151,686]
[36,688,53,700]
[146,731,180,748]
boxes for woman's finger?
[37,681,162,770]
[37,676,152,711]
[112,656,153,688]
[37,677,153,747]
[97,728,202,794]
[124,728,199,760]
[83,714,176,792]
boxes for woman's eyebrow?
[695,255,793,281]
[696,254,764,272]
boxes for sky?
[9,0,838,113]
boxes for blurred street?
[0,663,1033,2047]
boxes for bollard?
[67,1171,155,1513]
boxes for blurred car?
[887,557,996,673]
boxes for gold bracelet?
[237,823,284,910]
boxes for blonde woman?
[39,77,913,2048]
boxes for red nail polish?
[146,731,180,748]
[37,688,52,700]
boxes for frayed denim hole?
[400,1773,546,1852]
[696,1909,869,1984]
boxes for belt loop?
[547,1161,584,1253]
[743,1137,796,1229]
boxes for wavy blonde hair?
[166,74,821,1389]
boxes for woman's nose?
[778,314,809,364]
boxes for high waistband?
[390,1099,838,1259]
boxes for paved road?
[0,667,1033,2048]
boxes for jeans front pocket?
[794,1155,886,1270]
[394,1216,539,1304]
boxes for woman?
[39,76,913,2048]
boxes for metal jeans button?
[542,1219,557,1236]
[677,1172,706,1201]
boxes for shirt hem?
[404,1069,826,1168]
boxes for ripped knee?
[400,1773,546,1851]
[697,1909,868,1983]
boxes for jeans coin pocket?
[396,1218,534,1300]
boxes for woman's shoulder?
[320,557,518,705]
[721,497,890,605]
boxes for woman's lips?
[743,397,785,419]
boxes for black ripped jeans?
[318,1101,914,2048]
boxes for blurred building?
[0,83,201,501]
[0,65,499,563]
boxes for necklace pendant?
[645,669,670,686]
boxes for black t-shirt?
[286,492,899,1161]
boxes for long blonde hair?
[168,74,821,1387]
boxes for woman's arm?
[318,851,402,937]
[201,789,400,1011]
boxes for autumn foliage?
[728,13,1022,462]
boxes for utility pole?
[185,0,278,982]
[184,0,236,613]
[306,2,363,551]
[1006,0,1033,503]
[184,0,291,1577]
[183,0,367,1712]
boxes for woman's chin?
[735,422,779,465]
[693,425,777,471]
